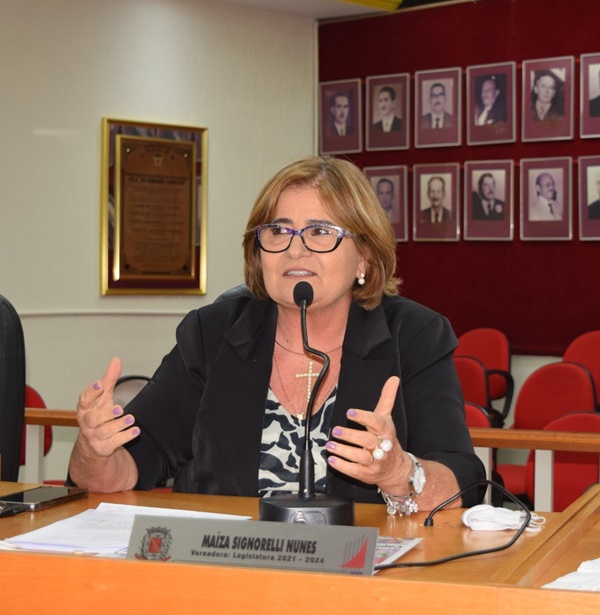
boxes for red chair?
[464,401,493,428]
[525,412,600,512]
[453,356,495,420]
[456,328,514,427]
[20,385,52,465]
[496,361,597,501]
[563,330,600,410]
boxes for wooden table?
[1,482,600,612]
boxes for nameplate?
[127,515,379,575]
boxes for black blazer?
[587,199,600,219]
[373,116,402,132]
[472,195,505,220]
[125,295,483,504]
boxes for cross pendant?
[295,360,320,413]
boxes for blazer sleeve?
[123,296,253,489]
[392,304,485,505]
[121,309,211,489]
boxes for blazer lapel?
[333,301,397,427]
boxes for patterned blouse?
[258,386,337,497]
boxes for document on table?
[0,503,251,557]
[542,557,600,591]
[374,536,422,569]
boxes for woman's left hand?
[325,375,408,491]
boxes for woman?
[69,156,484,511]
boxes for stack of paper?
[1,502,250,557]
[543,557,600,591]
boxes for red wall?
[319,0,599,355]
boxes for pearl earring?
[357,272,366,286]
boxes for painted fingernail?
[326,441,336,451]
[131,427,140,437]
[327,456,336,465]
[112,406,122,416]
[124,416,134,425]
[332,427,343,437]
[93,382,101,391]
[347,409,357,417]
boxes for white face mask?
[462,504,546,533]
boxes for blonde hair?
[242,156,400,310]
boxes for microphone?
[259,282,354,525]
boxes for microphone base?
[259,493,355,526]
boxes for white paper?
[543,556,600,591]
[2,502,250,557]
[374,536,422,568]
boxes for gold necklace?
[273,354,315,420]
[272,351,340,422]
[275,339,343,355]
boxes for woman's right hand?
[75,357,140,457]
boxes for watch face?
[412,467,426,494]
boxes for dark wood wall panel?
[319,0,599,354]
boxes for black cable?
[375,479,532,570]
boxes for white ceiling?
[216,0,389,20]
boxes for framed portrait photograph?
[580,53,600,138]
[319,79,362,154]
[366,74,409,151]
[464,160,514,241]
[413,163,460,242]
[364,165,408,242]
[467,62,516,145]
[578,156,600,240]
[100,118,207,295]
[414,67,461,148]
[520,157,572,241]
[522,56,574,142]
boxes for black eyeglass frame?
[253,223,353,254]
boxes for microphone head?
[293,281,314,307]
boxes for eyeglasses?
[253,223,353,253]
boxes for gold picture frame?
[100,118,207,295]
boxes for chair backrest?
[113,375,151,408]
[0,294,26,481]
[525,412,600,512]
[563,330,600,407]
[453,355,491,410]
[464,402,492,428]
[214,284,252,303]
[456,328,511,399]
[20,385,52,465]
[512,361,597,431]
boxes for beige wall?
[0,0,317,480]
[1,0,552,483]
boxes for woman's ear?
[356,251,369,279]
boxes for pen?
[0,505,23,518]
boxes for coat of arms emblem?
[135,526,173,561]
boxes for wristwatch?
[378,452,426,517]
[406,452,426,497]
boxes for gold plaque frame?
[101,118,207,295]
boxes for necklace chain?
[275,339,343,355]
[273,354,312,420]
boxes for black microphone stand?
[297,295,328,498]
[259,282,354,525]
